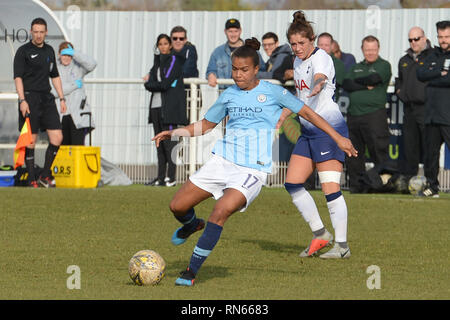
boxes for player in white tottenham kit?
[280,11,355,259]
[153,38,357,286]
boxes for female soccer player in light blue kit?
[283,11,353,259]
[153,38,357,286]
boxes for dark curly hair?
[231,37,261,67]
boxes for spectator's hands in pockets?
[152,130,173,147]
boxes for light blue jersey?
[205,80,304,173]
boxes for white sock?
[285,183,324,232]
[326,191,348,243]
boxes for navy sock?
[25,147,35,181]
[174,208,196,228]
[188,222,223,275]
[43,143,59,177]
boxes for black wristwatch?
[59,97,66,102]
[19,99,26,104]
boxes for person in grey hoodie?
[54,41,97,145]
[257,32,294,84]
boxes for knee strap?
[318,171,341,184]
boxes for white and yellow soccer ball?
[129,250,166,286]
[408,175,427,196]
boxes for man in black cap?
[206,18,265,88]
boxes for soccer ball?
[128,250,166,285]
[408,175,427,196]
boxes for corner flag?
[14,117,32,169]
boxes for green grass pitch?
[0,185,449,300]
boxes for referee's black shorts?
[19,91,62,134]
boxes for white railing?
[1,78,449,191]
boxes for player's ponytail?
[231,37,261,67]
[286,10,315,42]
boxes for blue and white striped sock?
[174,208,197,229]
[188,222,223,275]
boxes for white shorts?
[189,154,267,212]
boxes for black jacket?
[417,46,450,125]
[173,42,199,78]
[395,42,432,105]
[144,53,188,125]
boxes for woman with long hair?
[284,11,354,259]
[152,37,357,286]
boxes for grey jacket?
[257,44,293,80]
[53,50,97,129]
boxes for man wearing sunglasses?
[416,20,450,198]
[170,26,199,79]
[395,27,432,182]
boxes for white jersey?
[294,47,347,137]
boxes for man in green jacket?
[317,32,346,101]
[343,35,392,193]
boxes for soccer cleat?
[418,187,439,198]
[175,268,196,286]
[165,180,176,187]
[319,243,351,259]
[299,230,334,257]
[171,219,205,246]
[38,175,56,188]
[29,180,39,188]
[144,178,164,186]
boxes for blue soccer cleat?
[171,219,205,246]
[175,268,196,286]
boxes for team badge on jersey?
[257,94,267,103]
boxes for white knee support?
[318,171,341,184]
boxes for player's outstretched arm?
[152,118,218,147]
[307,73,327,98]
[298,105,358,157]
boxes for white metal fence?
[1,79,450,191]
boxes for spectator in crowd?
[206,18,265,88]
[395,27,432,180]
[144,34,188,187]
[331,39,356,72]
[342,35,392,193]
[170,26,199,78]
[13,17,67,188]
[317,32,346,101]
[54,41,97,146]
[257,31,293,83]
[416,20,450,198]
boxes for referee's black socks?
[43,143,60,178]
[25,147,35,181]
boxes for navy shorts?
[292,133,347,163]
[19,91,62,134]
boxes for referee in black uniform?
[13,18,67,188]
